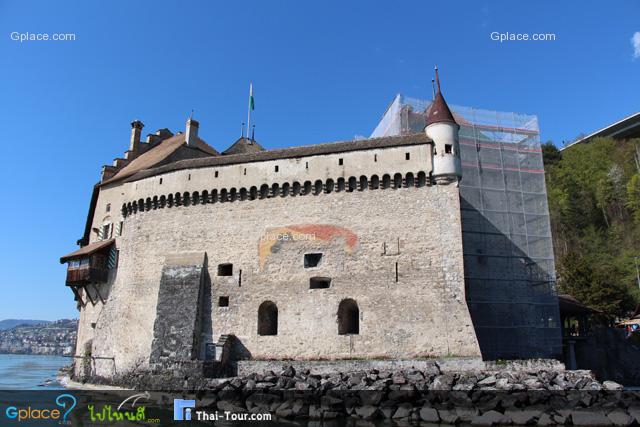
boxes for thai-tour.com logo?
[174,399,196,421]
[173,398,272,422]
[5,393,76,423]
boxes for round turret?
[425,70,461,184]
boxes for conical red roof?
[426,91,456,126]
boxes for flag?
[249,83,255,111]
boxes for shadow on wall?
[461,200,562,360]
[574,327,640,385]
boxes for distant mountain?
[0,319,77,356]
[0,319,50,331]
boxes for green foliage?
[545,138,640,317]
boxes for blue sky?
[0,0,638,320]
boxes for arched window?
[174,193,182,206]
[182,192,190,206]
[417,172,427,188]
[292,182,301,196]
[240,188,248,201]
[127,202,133,214]
[405,173,415,188]
[325,179,334,194]
[370,175,380,190]
[192,191,200,204]
[121,203,128,216]
[337,178,346,192]
[338,299,359,335]
[249,186,258,200]
[382,174,391,189]
[347,177,357,192]
[313,180,323,195]
[167,194,174,207]
[359,176,368,191]
[145,197,152,210]
[219,188,228,203]
[210,189,218,203]
[303,181,312,195]
[259,184,269,199]
[152,196,159,209]
[137,199,145,211]
[229,188,237,202]
[281,183,290,197]
[258,301,278,336]
[159,196,166,208]
[132,201,138,213]
[201,190,209,204]
[271,183,280,198]
[393,173,403,189]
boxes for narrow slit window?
[217,263,233,276]
[159,178,163,185]
[275,165,279,172]
[188,174,191,180]
[310,277,331,289]
[405,152,410,160]
[304,253,323,268]
[215,171,219,178]
[338,158,343,166]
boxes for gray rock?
[456,407,479,422]
[419,407,440,423]
[504,409,542,425]
[355,405,379,419]
[438,409,460,424]
[603,381,624,391]
[478,375,497,386]
[308,404,322,419]
[628,408,640,424]
[471,410,508,426]
[392,403,412,419]
[571,410,613,426]
[320,396,343,411]
[281,366,295,377]
[537,413,554,426]
[607,410,634,426]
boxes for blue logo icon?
[56,394,77,422]
[174,399,195,421]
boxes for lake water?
[0,354,71,389]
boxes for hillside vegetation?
[543,138,640,317]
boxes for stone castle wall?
[85,181,480,378]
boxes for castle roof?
[103,133,219,185]
[426,91,457,126]
[222,137,266,155]
[60,238,114,263]
[112,133,430,185]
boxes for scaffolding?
[372,95,562,360]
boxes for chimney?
[129,120,144,152]
[185,118,199,147]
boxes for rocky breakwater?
[133,363,640,425]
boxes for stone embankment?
[117,362,640,425]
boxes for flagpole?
[247,83,253,142]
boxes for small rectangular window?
[374,154,378,162]
[304,253,323,268]
[338,158,343,166]
[405,153,410,160]
[218,296,229,307]
[305,162,309,169]
[275,165,279,172]
[217,263,233,276]
[105,203,111,212]
[310,277,331,289]
[243,168,247,175]
[445,144,452,154]
[215,171,219,178]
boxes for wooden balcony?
[65,265,108,285]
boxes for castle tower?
[425,68,461,184]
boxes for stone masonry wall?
[88,183,480,379]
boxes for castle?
[60,78,561,381]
